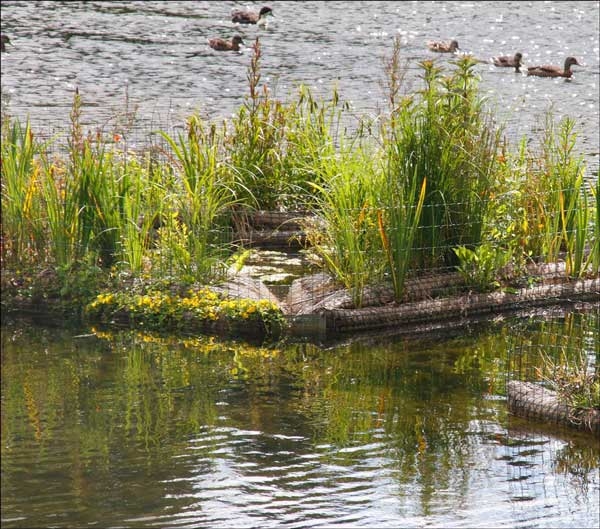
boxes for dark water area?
[1,1,599,177]
[1,311,599,528]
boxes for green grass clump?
[487,114,597,279]
[537,350,600,411]
[306,144,384,307]
[226,38,342,212]
[529,314,600,412]
[382,53,502,270]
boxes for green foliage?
[40,91,129,269]
[0,119,49,265]
[561,179,590,278]
[454,242,511,292]
[537,349,600,410]
[492,115,595,272]
[306,145,384,307]
[591,179,600,273]
[120,155,158,274]
[159,115,238,282]
[226,38,342,211]
[56,262,107,310]
[0,40,596,328]
[540,115,585,253]
[377,174,427,302]
[533,115,592,274]
[381,54,502,268]
[512,312,600,411]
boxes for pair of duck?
[427,39,582,78]
[493,53,581,78]
[1,7,269,54]
[208,6,273,52]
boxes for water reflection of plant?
[1,327,234,452]
[553,442,598,497]
[531,312,600,410]
[445,311,600,410]
[2,318,598,521]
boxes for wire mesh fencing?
[505,311,600,435]
[1,111,598,340]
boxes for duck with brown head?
[527,56,582,78]
[427,39,459,53]
[231,6,273,25]
[492,52,523,72]
[1,34,11,52]
[208,35,245,52]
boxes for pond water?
[1,2,599,525]
[1,1,599,177]
[1,310,598,528]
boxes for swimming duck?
[208,35,244,52]
[1,34,11,52]
[231,6,273,25]
[427,39,459,53]
[492,52,523,72]
[527,56,581,78]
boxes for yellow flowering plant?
[85,287,286,339]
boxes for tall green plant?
[592,179,600,273]
[43,90,127,269]
[307,146,383,307]
[227,37,283,210]
[41,159,80,268]
[377,172,426,302]
[227,38,345,212]
[119,153,162,274]
[560,179,598,278]
[381,55,501,268]
[536,116,585,263]
[0,119,48,265]
[510,114,592,269]
[72,138,125,267]
[159,115,238,282]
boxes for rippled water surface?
[1,4,600,523]
[1,1,599,174]
[1,312,599,528]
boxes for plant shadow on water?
[1,309,598,528]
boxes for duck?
[527,56,582,78]
[427,39,459,53]
[1,34,11,52]
[208,35,245,52]
[492,52,523,72]
[231,6,273,25]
